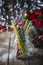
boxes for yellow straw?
[26,26,33,34]
[23,20,29,31]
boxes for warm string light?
[24,12,27,17]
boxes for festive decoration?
[0,0,43,59]
[28,9,43,28]
[11,20,27,57]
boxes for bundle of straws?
[11,18,31,58]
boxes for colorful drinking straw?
[23,19,30,31]
[11,20,26,56]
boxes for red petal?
[34,9,41,15]
[32,19,42,27]
[28,13,36,20]
[37,21,42,27]
[31,19,37,23]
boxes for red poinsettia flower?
[28,9,43,28]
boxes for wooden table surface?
[0,32,43,65]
